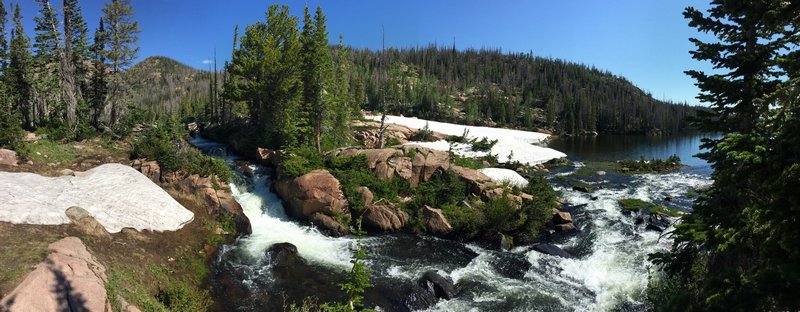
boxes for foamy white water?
[230,171,354,268]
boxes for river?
[190,133,716,312]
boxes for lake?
[548,132,721,169]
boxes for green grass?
[651,205,684,217]
[24,139,76,164]
[105,249,212,312]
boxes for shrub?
[409,122,436,142]
[617,154,683,173]
[278,146,324,178]
[520,174,560,236]
[451,154,483,169]
[469,137,498,151]
[482,195,526,232]
[441,204,485,239]
[406,170,468,211]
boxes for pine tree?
[0,0,8,70]
[300,5,333,152]
[226,5,301,148]
[90,19,108,128]
[101,0,140,126]
[63,0,90,103]
[33,0,62,126]
[649,1,800,310]
[7,3,33,129]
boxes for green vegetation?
[23,139,76,164]
[106,260,211,312]
[617,155,682,173]
[441,174,558,240]
[619,198,682,217]
[409,122,436,142]
[451,153,484,169]
[326,154,409,214]
[131,119,233,181]
[278,146,325,178]
[648,2,800,311]
[469,137,498,151]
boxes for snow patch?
[367,115,567,165]
[0,163,194,233]
[479,168,529,188]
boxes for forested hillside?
[124,56,213,119]
[343,46,699,135]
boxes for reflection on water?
[548,133,721,168]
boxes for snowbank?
[479,168,529,188]
[0,163,194,233]
[366,115,567,165]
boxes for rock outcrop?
[65,206,112,240]
[131,159,161,183]
[274,170,350,236]
[331,146,450,187]
[351,120,449,148]
[422,206,453,235]
[0,148,18,166]
[160,170,252,236]
[0,237,139,312]
[362,204,409,233]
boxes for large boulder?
[0,237,128,311]
[65,206,112,240]
[172,172,252,235]
[362,204,409,233]
[450,165,494,195]
[0,148,18,166]
[483,231,513,251]
[388,156,413,180]
[408,147,450,186]
[417,271,457,300]
[274,170,349,235]
[265,242,301,267]
[553,211,573,225]
[422,206,453,235]
[532,243,573,258]
[309,213,349,237]
[132,159,161,183]
[274,170,349,218]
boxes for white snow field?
[0,163,194,233]
[479,168,529,188]
[365,115,567,165]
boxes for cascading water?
[189,136,711,311]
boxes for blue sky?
[17,0,713,104]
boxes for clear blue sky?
[17,0,713,104]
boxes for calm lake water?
[548,133,721,169]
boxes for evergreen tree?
[0,0,7,70]
[90,19,108,128]
[300,5,333,152]
[101,0,140,126]
[649,1,800,310]
[226,4,301,148]
[33,0,62,126]
[7,3,33,129]
[63,0,91,103]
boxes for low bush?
[409,122,437,142]
[451,154,483,169]
[469,137,498,151]
[519,174,560,236]
[278,145,325,178]
[406,170,468,211]
[482,195,526,233]
[441,204,485,239]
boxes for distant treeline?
[340,46,700,135]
